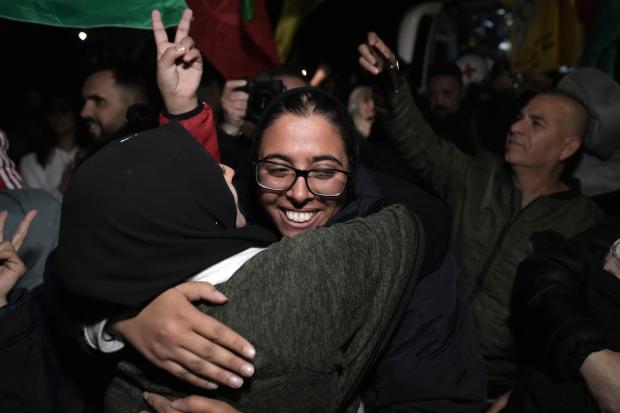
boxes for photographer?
[221,67,308,135]
[194,67,305,176]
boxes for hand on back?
[110,281,256,390]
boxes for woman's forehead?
[259,114,347,161]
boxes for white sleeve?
[83,319,126,353]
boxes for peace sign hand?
[0,210,37,307]
[152,9,202,115]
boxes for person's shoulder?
[0,188,60,213]
[19,152,38,167]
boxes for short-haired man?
[423,61,481,154]
[359,33,605,398]
[80,63,151,142]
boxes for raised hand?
[142,392,242,413]
[111,281,256,390]
[358,32,398,75]
[152,9,202,114]
[0,210,37,306]
[220,80,249,136]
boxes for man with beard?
[424,61,481,155]
[80,63,153,143]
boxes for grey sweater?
[105,205,424,413]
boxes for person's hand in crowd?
[0,210,37,306]
[487,390,511,413]
[581,349,620,413]
[358,32,398,76]
[220,80,249,136]
[141,392,242,413]
[110,281,256,390]
[152,9,201,115]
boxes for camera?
[236,72,284,122]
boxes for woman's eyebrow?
[311,155,344,166]
[262,153,344,166]
[262,154,293,163]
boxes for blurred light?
[484,19,495,29]
[558,65,573,74]
[78,31,87,41]
[496,8,507,16]
[499,41,512,51]
[301,69,308,77]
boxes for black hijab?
[56,122,276,308]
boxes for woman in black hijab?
[55,119,426,412]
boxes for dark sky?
[0,0,499,128]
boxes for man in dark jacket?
[358,33,605,397]
[508,218,620,413]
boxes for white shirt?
[20,147,78,200]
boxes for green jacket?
[377,74,605,390]
[105,205,425,413]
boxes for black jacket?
[512,216,620,380]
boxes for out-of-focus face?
[428,75,464,118]
[504,94,580,170]
[349,87,375,120]
[80,70,130,141]
[46,98,76,136]
[220,164,246,228]
[257,113,349,238]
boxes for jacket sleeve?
[0,288,55,413]
[511,219,619,379]
[159,104,221,163]
[371,170,451,275]
[374,71,472,208]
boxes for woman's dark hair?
[251,87,359,173]
[35,91,89,167]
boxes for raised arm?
[358,32,472,206]
[153,9,220,161]
[152,9,201,115]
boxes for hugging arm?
[108,205,423,412]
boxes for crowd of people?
[1,7,619,413]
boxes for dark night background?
[0,0,502,130]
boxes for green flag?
[0,0,186,29]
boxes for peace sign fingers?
[173,9,193,44]
[11,210,37,252]
[151,10,170,55]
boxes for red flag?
[187,0,280,80]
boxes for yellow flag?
[509,0,583,73]
[275,0,323,62]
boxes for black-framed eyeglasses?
[255,159,350,197]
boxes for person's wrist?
[221,122,242,136]
[164,96,200,116]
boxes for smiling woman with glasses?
[246,87,360,238]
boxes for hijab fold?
[56,122,275,307]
